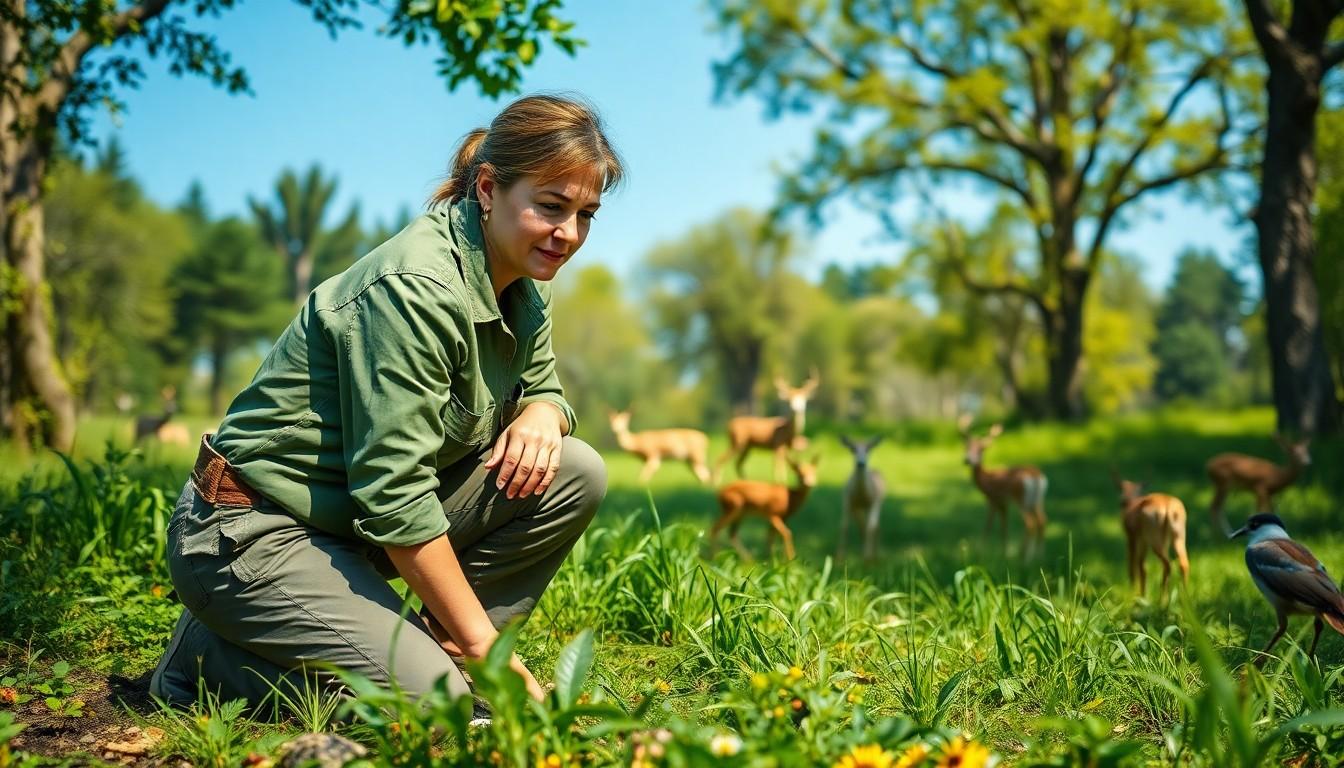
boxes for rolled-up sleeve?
[336,275,464,547]
[516,287,577,435]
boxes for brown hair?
[430,93,624,206]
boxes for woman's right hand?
[424,612,546,701]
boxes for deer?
[1206,435,1312,537]
[958,415,1048,560]
[607,410,712,484]
[714,370,819,483]
[708,454,820,561]
[1112,469,1189,600]
[134,387,191,446]
[838,435,886,563]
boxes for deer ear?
[987,423,1004,439]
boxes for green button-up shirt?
[211,197,577,548]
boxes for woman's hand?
[422,612,545,701]
[485,402,566,499]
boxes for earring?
[482,207,490,223]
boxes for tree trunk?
[719,339,763,415]
[1254,60,1342,436]
[209,336,228,415]
[1041,268,1089,421]
[292,248,313,306]
[4,151,77,451]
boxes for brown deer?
[1112,470,1189,599]
[714,370,819,483]
[608,410,712,484]
[838,435,886,563]
[134,387,191,446]
[958,415,1048,559]
[1207,436,1312,536]
[708,454,820,561]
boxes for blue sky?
[89,0,1250,292]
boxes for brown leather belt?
[191,434,264,507]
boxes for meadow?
[2,407,1344,766]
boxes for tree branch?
[1242,0,1293,64]
[39,0,173,113]
[1074,5,1141,206]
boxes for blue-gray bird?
[1230,513,1344,662]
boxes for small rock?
[104,725,165,756]
[277,733,367,768]
[79,733,97,744]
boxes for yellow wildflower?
[833,744,894,768]
[787,665,804,681]
[751,673,769,690]
[654,679,671,694]
[894,743,929,768]
[935,737,990,768]
[536,755,562,768]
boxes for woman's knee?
[558,436,607,519]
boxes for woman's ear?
[475,165,497,211]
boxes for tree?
[712,0,1257,420]
[249,165,360,304]
[173,218,288,414]
[1153,249,1246,402]
[0,0,580,451]
[1312,108,1344,419]
[643,209,802,417]
[43,149,189,411]
[1242,0,1343,435]
[1082,254,1155,413]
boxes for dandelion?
[833,744,894,768]
[654,679,671,694]
[709,733,742,757]
[935,737,990,768]
[895,743,929,768]
[751,673,769,690]
[787,665,804,681]
[536,754,562,768]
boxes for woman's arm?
[385,534,546,701]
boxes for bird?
[1230,512,1344,663]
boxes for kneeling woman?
[151,94,623,705]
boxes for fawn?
[714,371,818,482]
[958,415,1048,559]
[608,410,712,484]
[838,435,886,562]
[1206,435,1311,536]
[709,454,820,560]
[134,387,191,446]
[1112,470,1189,599]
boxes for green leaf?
[552,628,594,708]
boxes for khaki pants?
[149,436,605,707]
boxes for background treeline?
[47,134,1344,445]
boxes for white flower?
[710,733,742,757]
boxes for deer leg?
[773,445,787,483]
[1173,532,1190,587]
[735,447,751,480]
[638,457,661,484]
[1255,488,1272,513]
[1154,548,1171,601]
[1210,485,1230,536]
[1310,616,1325,658]
[729,519,752,560]
[691,457,711,484]
[1256,613,1289,666]
[863,501,881,562]
[769,517,796,560]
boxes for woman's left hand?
[485,402,566,499]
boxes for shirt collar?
[440,197,545,337]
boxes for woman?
[150,93,622,707]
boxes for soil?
[3,668,181,766]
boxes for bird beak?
[1228,525,1248,540]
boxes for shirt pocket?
[443,392,496,446]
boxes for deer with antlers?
[708,454,820,561]
[714,370,819,483]
[958,415,1048,559]
[1206,436,1312,536]
[608,410,712,484]
[1112,470,1189,600]
[838,435,886,563]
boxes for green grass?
[3,406,1344,765]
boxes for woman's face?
[477,168,602,296]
